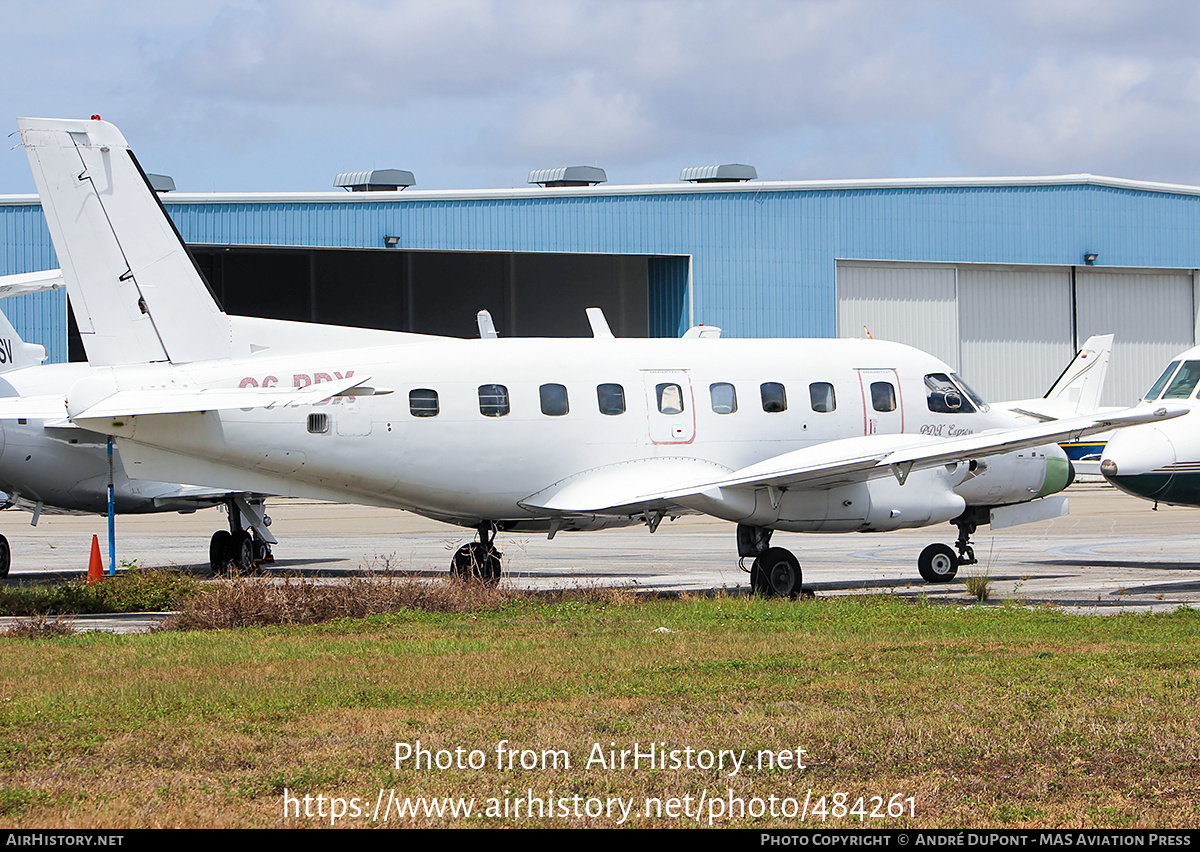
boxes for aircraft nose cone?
[1101,426,1176,500]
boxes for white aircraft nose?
[1101,425,1175,477]
[1101,425,1177,502]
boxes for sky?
[3,0,1200,194]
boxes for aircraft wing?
[522,404,1187,514]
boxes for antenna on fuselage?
[476,310,498,339]
[586,307,614,338]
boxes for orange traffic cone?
[87,535,103,584]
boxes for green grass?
[0,569,197,616]
[0,592,1197,828]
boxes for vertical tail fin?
[1043,333,1113,414]
[0,306,48,373]
[18,117,230,366]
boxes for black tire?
[751,547,802,599]
[254,538,273,564]
[209,530,232,575]
[0,533,9,578]
[918,543,959,583]
[231,531,255,573]
[450,542,503,585]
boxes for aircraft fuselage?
[67,335,1068,533]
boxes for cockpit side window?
[1145,361,1181,400]
[950,373,989,412]
[1162,360,1200,399]
[925,373,976,414]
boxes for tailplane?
[19,117,230,366]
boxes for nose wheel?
[450,523,503,584]
[918,543,958,583]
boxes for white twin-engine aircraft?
[12,117,1185,596]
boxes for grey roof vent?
[680,164,758,183]
[334,169,416,191]
[528,166,607,187]
[147,173,176,193]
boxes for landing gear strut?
[917,508,983,583]
[450,522,502,584]
[209,495,275,575]
[739,524,802,599]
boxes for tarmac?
[2,481,1198,632]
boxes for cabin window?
[924,373,975,414]
[478,384,510,417]
[761,382,787,413]
[657,383,685,415]
[809,382,836,413]
[1146,361,1181,400]
[709,382,737,414]
[1163,361,1200,399]
[409,388,439,417]
[597,383,626,415]
[871,381,897,412]
[307,412,328,434]
[539,383,569,416]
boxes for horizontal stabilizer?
[0,269,64,299]
[67,374,373,420]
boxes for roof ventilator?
[528,166,607,187]
[334,169,416,191]
[679,164,757,183]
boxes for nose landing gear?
[450,522,503,584]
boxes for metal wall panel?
[957,267,1073,403]
[1075,269,1194,404]
[836,262,958,367]
[11,177,1200,364]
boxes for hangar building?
[3,166,1200,407]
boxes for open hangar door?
[837,260,1197,407]
[68,247,689,359]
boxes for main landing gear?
[917,508,983,583]
[738,524,802,599]
[209,495,276,575]
[450,522,502,584]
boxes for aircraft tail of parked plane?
[13,116,1188,596]
[1004,334,1116,473]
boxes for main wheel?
[450,542,503,584]
[209,530,232,575]
[918,543,959,583]
[231,531,255,573]
[751,547,802,599]
[254,538,273,564]
[0,533,9,578]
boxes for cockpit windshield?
[1161,360,1200,399]
[1144,361,1180,400]
[925,373,986,414]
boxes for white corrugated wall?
[836,261,1196,407]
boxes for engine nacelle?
[953,444,1070,506]
[677,464,968,532]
